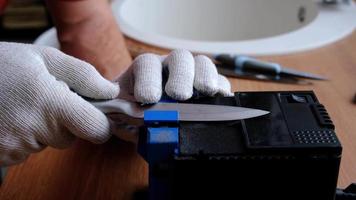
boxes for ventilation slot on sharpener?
[312,104,335,129]
[293,130,338,145]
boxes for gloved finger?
[39,47,119,100]
[0,112,49,152]
[34,124,76,149]
[217,75,234,96]
[0,147,30,166]
[51,83,112,144]
[163,50,195,101]
[132,53,163,103]
[193,55,219,96]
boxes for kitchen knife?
[90,98,269,121]
[217,65,312,85]
[214,54,328,80]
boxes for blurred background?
[0,0,52,42]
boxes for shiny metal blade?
[90,99,270,121]
[217,67,312,85]
[281,67,328,80]
[147,103,269,121]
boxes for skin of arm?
[45,0,132,80]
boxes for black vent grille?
[293,130,338,144]
[312,104,335,129]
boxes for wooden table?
[1,32,355,200]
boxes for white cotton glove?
[0,42,119,166]
[118,49,233,103]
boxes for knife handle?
[215,54,282,75]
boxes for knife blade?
[90,98,269,121]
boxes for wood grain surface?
[0,31,355,200]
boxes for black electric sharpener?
[138,91,342,200]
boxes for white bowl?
[35,0,356,56]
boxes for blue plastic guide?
[142,109,179,200]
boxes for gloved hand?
[117,49,232,103]
[111,50,233,143]
[0,42,232,166]
[0,42,120,166]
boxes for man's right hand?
[117,49,233,103]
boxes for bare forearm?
[45,0,109,36]
[45,0,132,80]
